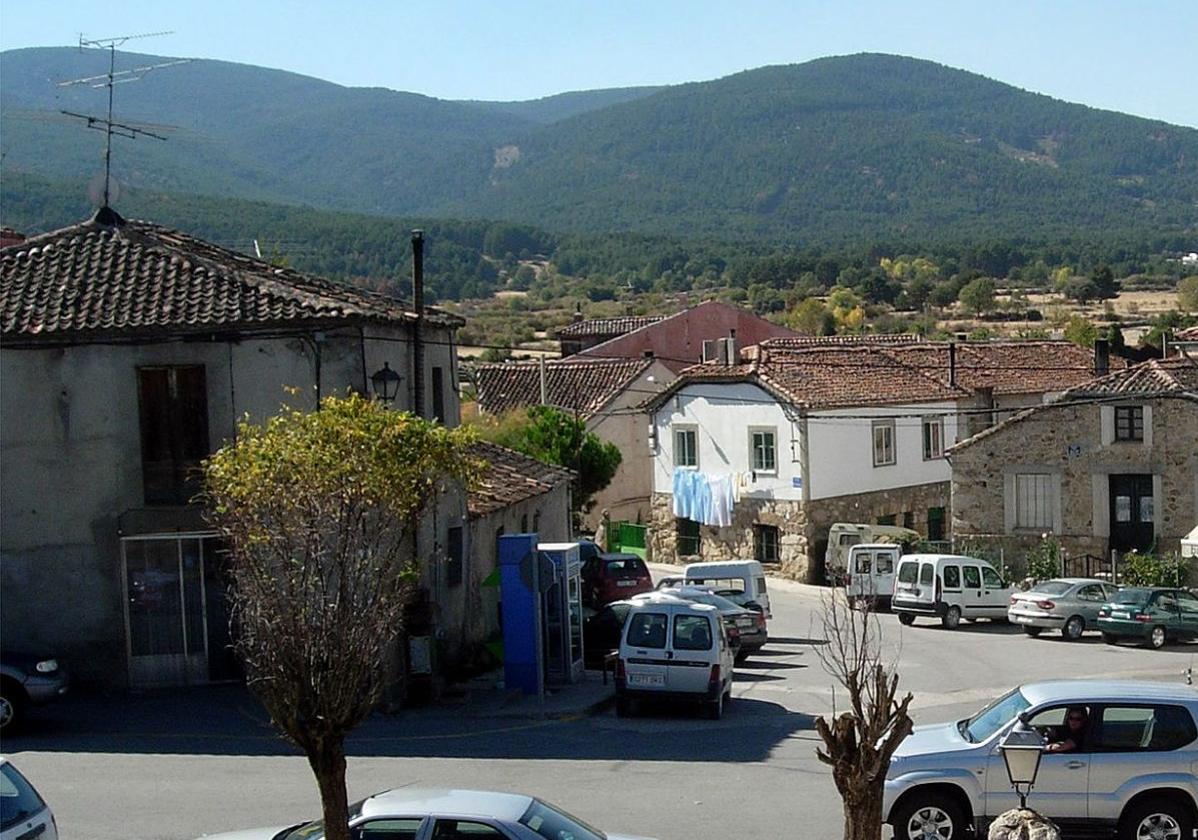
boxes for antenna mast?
[58,31,188,208]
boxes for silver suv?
[884,680,1198,839]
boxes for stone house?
[0,209,537,690]
[949,357,1198,565]
[475,356,673,529]
[556,314,664,358]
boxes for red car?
[581,552,653,608]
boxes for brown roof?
[1,208,461,342]
[555,315,664,339]
[885,341,1116,395]
[476,357,653,418]
[763,334,924,348]
[468,441,572,518]
[1174,326,1198,341]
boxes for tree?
[203,395,479,840]
[473,406,621,513]
[1061,277,1099,304]
[1179,276,1198,313]
[1090,264,1119,300]
[813,594,913,840]
[785,297,835,336]
[1063,315,1098,347]
[957,277,996,315]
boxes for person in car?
[1046,705,1089,752]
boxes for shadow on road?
[6,684,816,764]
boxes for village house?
[475,356,672,529]
[642,337,1113,582]
[949,356,1198,566]
[0,209,566,690]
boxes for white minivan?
[892,554,1015,629]
[845,543,902,609]
[616,596,735,719]
[682,560,772,619]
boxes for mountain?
[2,49,1196,244]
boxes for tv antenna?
[57,31,189,208]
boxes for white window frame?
[673,425,698,469]
[749,426,777,474]
[922,415,945,460]
[872,419,896,467]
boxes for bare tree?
[204,395,478,840]
[813,591,914,840]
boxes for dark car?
[583,600,635,666]
[581,552,653,608]
[640,587,767,659]
[1098,587,1198,649]
[1,651,69,731]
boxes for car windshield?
[277,799,367,840]
[604,558,645,578]
[1031,581,1073,596]
[519,799,605,840]
[961,688,1031,743]
[1,762,47,831]
[1112,588,1152,605]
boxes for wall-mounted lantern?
[370,362,401,404]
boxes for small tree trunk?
[842,786,885,840]
[308,736,351,840]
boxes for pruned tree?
[203,394,479,840]
[813,592,914,840]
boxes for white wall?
[806,402,959,500]
[652,382,803,502]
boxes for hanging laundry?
[707,474,734,527]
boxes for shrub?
[1119,551,1191,588]
[1025,537,1063,582]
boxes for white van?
[845,543,902,609]
[825,523,921,582]
[682,560,772,619]
[616,596,734,719]
[892,554,1016,629]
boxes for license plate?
[1015,615,1033,623]
[617,580,637,587]
[1112,610,1129,619]
[628,673,664,687]
[737,617,754,628]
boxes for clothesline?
[672,469,735,527]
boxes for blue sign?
[792,476,803,488]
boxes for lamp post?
[999,723,1044,809]
[370,362,401,405]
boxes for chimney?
[539,355,547,405]
[948,341,957,388]
[955,332,969,343]
[1094,338,1110,376]
[724,329,738,366]
[412,229,425,418]
[572,302,583,323]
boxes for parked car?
[1,757,57,840]
[844,543,901,610]
[634,587,767,658]
[681,559,772,618]
[581,552,653,609]
[884,679,1198,840]
[892,554,1015,629]
[1098,587,1198,649]
[0,652,69,732]
[582,600,634,667]
[199,787,655,839]
[616,596,734,720]
[1008,578,1120,640]
[825,522,921,583]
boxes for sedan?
[199,788,653,839]
[1,651,69,731]
[1098,587,1198,649]
[1007,578,1118,640]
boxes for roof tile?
[467,441,572,518]
[476,357,653,418]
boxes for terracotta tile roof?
[555,315,664,338]
[763,334,924,348]
[476,357,653,418]
[1,208,461,342]
[886,341,1116,395]
[468,441,572,518]
[1174,326,1198,341]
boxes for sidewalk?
[438,668,615,720]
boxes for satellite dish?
[87,171,121,208]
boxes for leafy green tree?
[785,297,835,335]
[1178,276,1198,313]
[1091,264,1119,300]
[1062,277,1100,304]
[957,277,996,314]
[1064,315,1098,347]
[203,395,479,840]
[473,406,621,512]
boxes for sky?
[1,0,1196,127]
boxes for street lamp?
[370,362,401,404]
[999,722,1044,809]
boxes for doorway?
[1109,474,1154,553]
[122,533,237,688]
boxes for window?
[877,514,897,526]
[446,526,464,587]
[898,563,919,584]
[754,524,779,564]
[519,800,604,840]
[872,420,896,467]
[875,553,894,575]
[354,819,424,840]
[673,614,714,650]
[0,761,47,833]
[927,507,946,542]
[626,612,668,648]
[750,428,777,472]
[137,365,209,505]
[432,820,504,838]
[903,511,915,530]
[677,518,701,557]
[982,567,1003,588]
[1078,584,1107,602]
[963,566,981,589]
[1014,473,1053,530]
[922,416,945,459]
[942,565,961,589]
[431,366,446,424]
[919,564,934,586]
[673,427,697,468]
[1114,405,1144,442]
[1095,705,1197,752]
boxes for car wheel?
[1023,626,1043,637]
[1063,615,1085,641]
[942,606,961,630]
[898,612,915,626]
[708,691,723,721]
[1103,632,1120,645]
[1119,796,1194,840]
[1147,625,1168,649]
[0,679,25,732]
[892,793,967,840]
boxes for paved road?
[8,570,1195,840]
